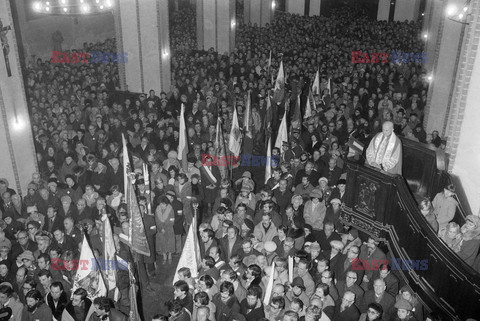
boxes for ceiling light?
[446,4,457,17]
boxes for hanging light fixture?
[31,0,114,15]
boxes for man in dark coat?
[61,288,93,321]
[44,206,64,234]
[212,281,241,321]
[46,281,68,320]
[332,291,360,321]
[360,279,395,321]
[239,286,265,321]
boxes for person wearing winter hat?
[286,277,310,308]
[393,298,415,320]
[396,286,424,321]
[303,189,326,233]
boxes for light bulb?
[33,2,42,11]
[446,4,457,17]
[63,7,68,12]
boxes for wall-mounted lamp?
[163,50,169,58]
[272,1,276,9]
[231,20,236,27]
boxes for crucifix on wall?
[0,18,12,77]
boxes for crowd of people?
[0,3,476,321]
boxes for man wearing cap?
[303,189,327,233]
[286,277,310,307]
[366,121,402,175]
[329,177,345,201]
[24,183,41,208]
[235,172,255,195]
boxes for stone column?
[244,0,274,27]
[197,0,236,54]
[377,0,390,21]
[117,0,171,94]
[444,1,480,214]
[424,0,464,136]
[286,0,305,15]
[309,0,321,16]
[0,0,38,195]
[394,0,421,21]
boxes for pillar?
[116,0,171,94]
[423,0,443,73]
[244,0,274,27]
[309,0,321,16]
[424,0,464,136]
[0,0,38,195]
[377,0,390,21]
[197,0,236,54]
[286,0,305,15]
[444,1,480,215]
[394,0,421,21]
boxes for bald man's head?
[382,121,394,137]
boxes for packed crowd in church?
[0,3,479,321]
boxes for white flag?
[265,136,272,184]
[263,261,276,305]
[288,256,294,283]
[304,91,312,119]
[102,214,117,291]
[312,70,320,96]
[229,106,242,157]
[71,235,107,300]
[173,219,201,284]
[274,109,288,150]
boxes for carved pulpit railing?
[342,161,480,320]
